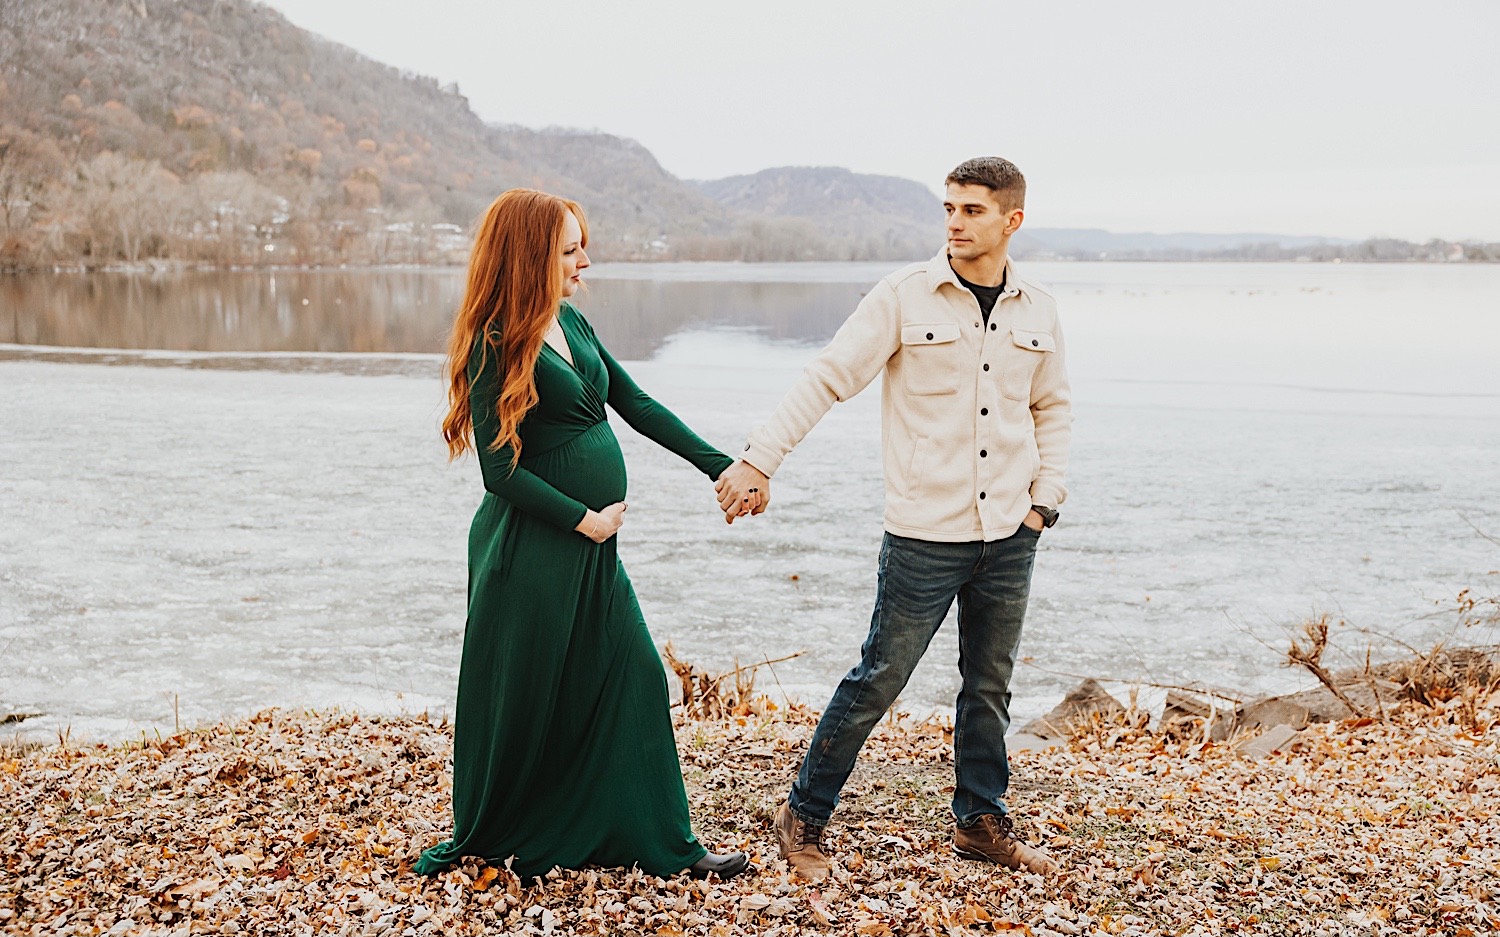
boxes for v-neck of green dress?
[540,311,581,374]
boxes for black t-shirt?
[952,263,1007,323]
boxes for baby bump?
[523,420,628,508]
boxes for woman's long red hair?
[441,188,588,463]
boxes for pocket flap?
[1011,328,1055,352]
[901,323,960,345]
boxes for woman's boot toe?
[688,850,750,879]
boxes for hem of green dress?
[412,842,709,879]
[412,843,457,877]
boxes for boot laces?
[988,813,1016,841]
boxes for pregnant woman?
[414,188,753,880]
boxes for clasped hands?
[714,460,770,525]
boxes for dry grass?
[1377,644,1500,704]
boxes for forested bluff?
[1,0,1494,271]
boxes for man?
[716,157,1071,880]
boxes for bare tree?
[61,152,180,264]
[183,170,281,263]
[0,127,65,233]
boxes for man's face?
[944,183,1022,262]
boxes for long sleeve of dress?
[583,323,734,481]
[470,350,590,532]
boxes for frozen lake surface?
[2,262,1498,744]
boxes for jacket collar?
[926,249,1024,300]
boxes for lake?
[2,261,1498,744]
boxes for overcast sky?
[264,0,1498,241]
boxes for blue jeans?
[788,528,1040,827]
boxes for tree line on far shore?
[3,141,1496,271]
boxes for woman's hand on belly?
[576,502,628,542]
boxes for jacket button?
[982,363,990,371]
[980,408,988,416]
[980,450,987,458]
[926,332,934,340]
[1032,339,1039,347]
[979,492,986,500]
[973,321,980,328]
[990,323,997,331]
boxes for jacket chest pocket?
[1002,327,1055,400]
[899,323,962,396]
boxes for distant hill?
[485,125,731,256]
[3,0,502,242]
[696,167,941,260]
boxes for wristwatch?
[1030,505,1060,528]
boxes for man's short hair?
[945,157,1026,211]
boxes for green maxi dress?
[414,301,732,878]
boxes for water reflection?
[582,279,866,357]
[2,270,463,355]
[2,269,874,360]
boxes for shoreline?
[3,630,1495,760]
[0,342,447,378]
[5,255,1499,276]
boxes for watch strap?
[1031,505,1060,528]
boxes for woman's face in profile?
[558,211,590,297]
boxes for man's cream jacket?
[741,250,1072,543]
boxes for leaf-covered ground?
[3,693,1498,936]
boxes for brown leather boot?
[774,800,831,882]
[954,814,1059,875]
